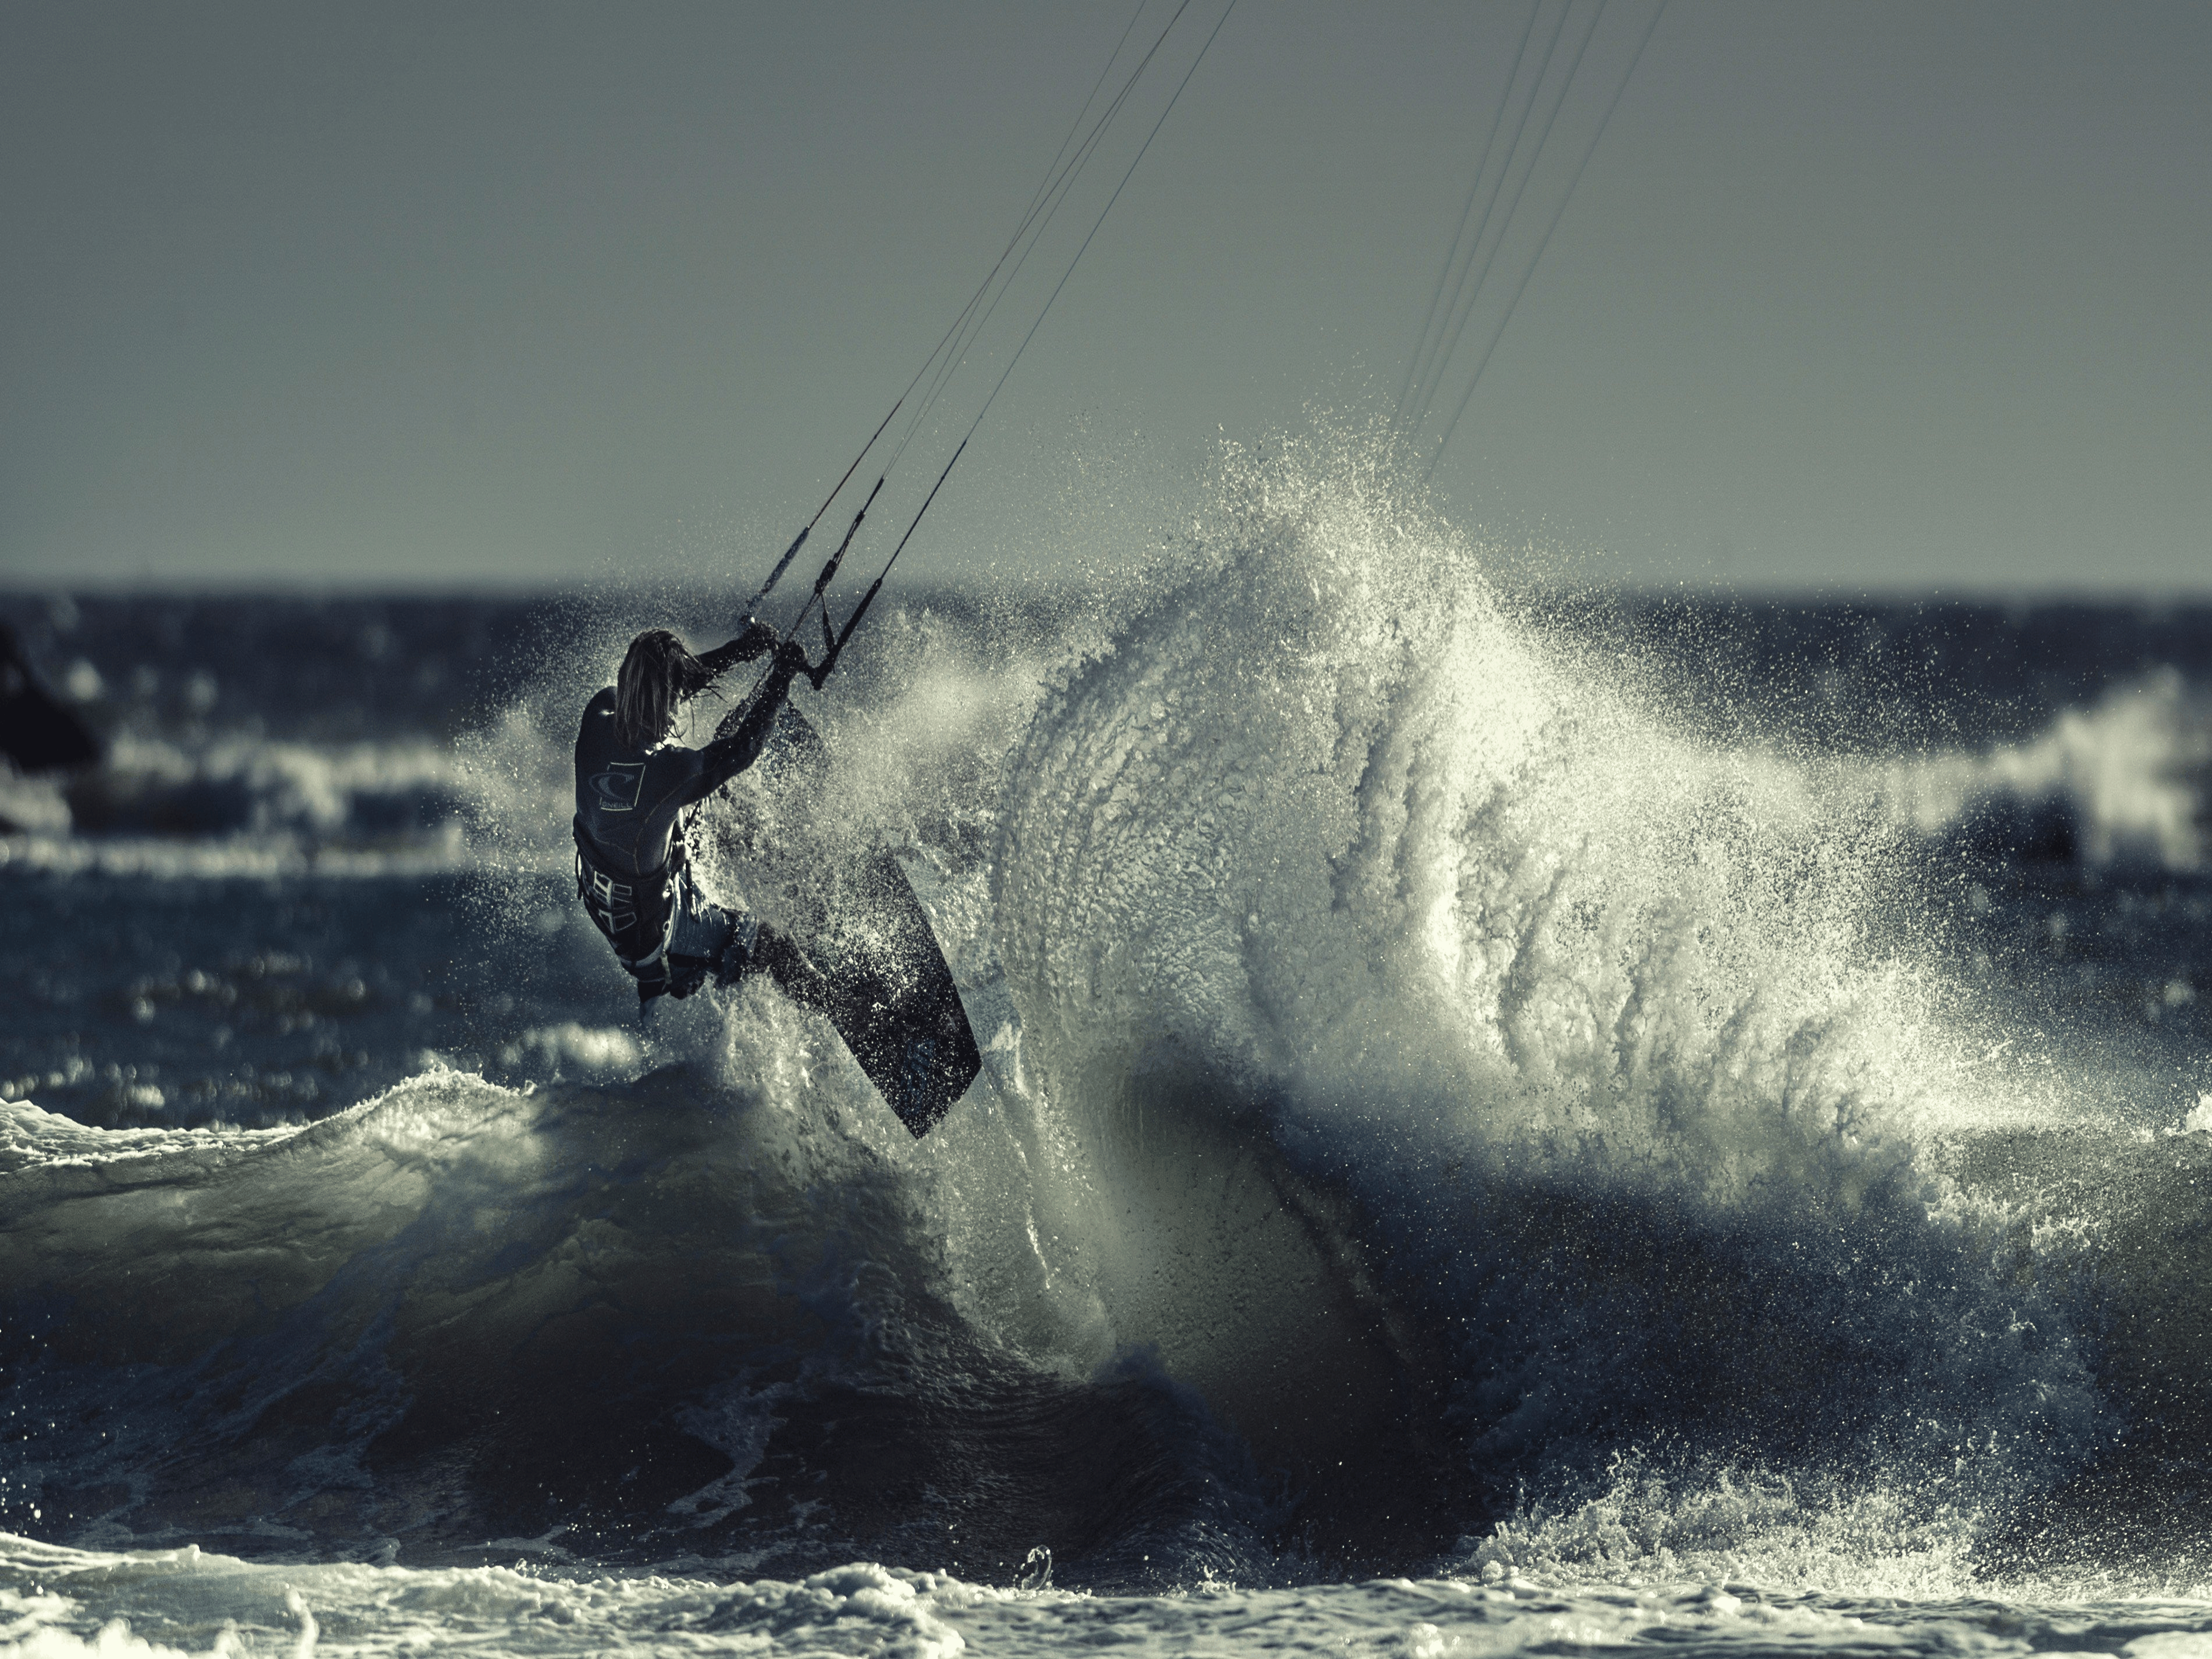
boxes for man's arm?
[692,642,812,796]
[696,622,779,678]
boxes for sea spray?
[992,430,2103,1536]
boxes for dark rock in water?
[0,622,100,774]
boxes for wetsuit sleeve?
[690,653,803,797]
[697,622,778,677]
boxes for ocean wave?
[990,432,2191,1544]
[1865,668,2209,870]
[0,713,576,875]
[0,1043,1324,1582]
[63,734,473,838]
[0,1539,989,1659]
[4,452,2210,1591]
[0,766,70,836]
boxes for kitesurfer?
[572,624,830,1014]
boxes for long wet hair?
[614,629,713,750]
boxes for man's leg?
[668,868,830,1012]
[668,874,738,998]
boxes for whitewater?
[3,437,2210,1655]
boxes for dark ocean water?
[2,530,2209,1654]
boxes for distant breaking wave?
[3,620,2202,880]
[1866,668,2208,870]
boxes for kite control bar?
[786,437,967,692]
[738,399,902,628]
[774,473,887,678]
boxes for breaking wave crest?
[990,433,2200,1560]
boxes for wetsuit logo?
[590,761,646,812]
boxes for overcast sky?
[4,1,2208,594]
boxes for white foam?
[0,766,70,836]
[13,721,572,871]
[93,733,467,832]
[0,1099,307,1177]
[7,1530,2208,1657]
[493,1023,642,1082]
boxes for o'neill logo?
[590,762,646,812]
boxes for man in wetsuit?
[572,624,829,1014]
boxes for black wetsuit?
[572,627,798,1002]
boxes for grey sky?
[3,1,2207,593]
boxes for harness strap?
[573,820,681,981]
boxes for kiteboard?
[731,702,980,1138]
